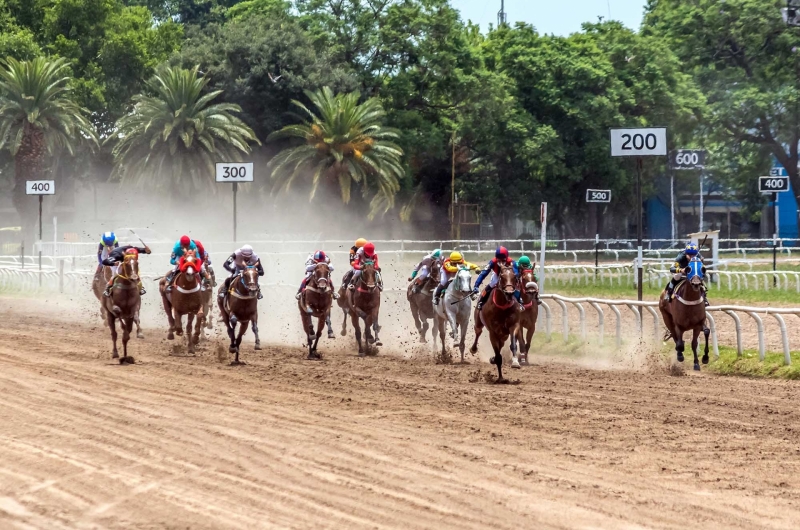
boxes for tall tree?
[0,57,98,240]
[109,65,260,190]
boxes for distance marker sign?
[25,180,55,195]
[759,175,789,193]
[610,128,667,157]
[215,162,253,182]
[669,149,706,170]
[586,189,611,203]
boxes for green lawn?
[707,345,800,380]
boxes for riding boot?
[433,284,444,306]
[665,282,674,302]
[703,287,709,307]
[218,277,231,299]
[476,286,493,310]
[165,271,175,293]
[138,280,146,296]
[257,288,263,300]
[514,289,525,311]
[536,292,542,306]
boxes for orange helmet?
[355,238,367,248]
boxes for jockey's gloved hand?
[471,288,479,296]
[144,246,151,254]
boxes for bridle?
[306,263,331,293]
[230,266,259,300]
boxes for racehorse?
[433,266,475,363]
[93,264,143,339]
[159,252,205,354]
[218,266,261,364]
[100,253,141,364]
[201,264,217,335]
[470,265,522,381]
[298,262,334,360]
[517,268,539,365]
[407,260,441,345]
[343,261,382,356]
[659,257,709,371]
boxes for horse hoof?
[694,363,701,371]
[375,341,383,347]
[489,357,496,365]
[677,353,684,362]
[470,346,478,354]
[167,333,174,340]
[340,330,347,337]
[136,332,144,339]
[255,344,262,351]
[702,355,709,365]
[229,360,246,366]
[229,346,236,353]
[328,332,335,339]
[124,356,135,364]
[419,337,427,344]
[112,352,119,359]
[511,361,521,369]
[358,350,365,357]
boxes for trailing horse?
[470,265,522,381]
[159,253,205,354]
[433,266,475,363]
[93,264,143,339]
[201,264,217,336]
[100,253,141,364]
[218,266,261,364]
[658,257,709,371]
[343,261,382,356]
[517,268,539,365]
[407,260,441,345]
[298,262,334,360]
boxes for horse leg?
[186,313,195,354]
[489,335,504,381]
[510,330,521,369]
[420,320,429,344]
[224,310,237,353]
[163,296,176,340]
[311,316,324,358]
[326,310,335,339]
[235,320,250,358]
[172,307,183,336]
[206,302,214,329]
[135,307,144,339]
[691,326,701,371]
[121,318,134,364]
[193,313,204,346]
[107,313,119,359]
[301,311,315,358]
[252,314,261,351]
[352,313,364,356]
[458,319,467,363]
[470,312,484,354]
[702,326,710,365]
[373,312,382,347]
[341,308,349,337]
[524,324,535,365]
[438,316,448,359]
[674,328,685,363]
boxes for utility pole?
[498,0,507,26]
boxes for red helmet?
[180,235,191,247]
[313,250,327,262]
[363,242,375,257]
[495,246,508,260]
[125,248,139,257]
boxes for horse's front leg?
[364,314,375,345]
[135,307,144,339]
[510,329,521,369]
[312,316,324,355]
[352,312,364,356]
[235,320,250,361]
[107,313,119,359]
[163,294,176,340]
[702,326,710,365]
[252,313,261,351]
[186,313,195,354]
[691,326,701,371]
[489,335,504,381]
[523,323,535,365]
[193,312,204,346]
[673,327,685,363]
[121,318,135,364]
[341,307,349,337]
[458,316,468,363]
[372,312,382,347]
[470,310,483,354]
[326,309,335,339]
[438,316,448,358]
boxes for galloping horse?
[470,265,522,381]
[433,266,475,363]
[201,264,217,334]
[159,251,205,354]
[101,253,141,364]
[298,262,334,360]
[218,266,261,364]
[343,261,382,356]
[659,257,709,371]
[93,263,143,339]
[407,260,441,345]
[517,268,539,365]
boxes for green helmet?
[518,255,532,269]
[431,249,442,258]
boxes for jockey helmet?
[495,246,508,260]
[314,250,327,262]
[518,256,532,269]
[449,251,463,263]
[102,232,116,246]
[240,244,253,258]
[431,249,442,259]
[355,238,367,248]
[363,242,376,257]
[685,242,699,256]
[180,235,191,247]
[125,248,139,257]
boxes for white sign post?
[610,127,667,301]
[759,175,790,286]
[216,163,253,242]
[26,180,55,284]
[539,202,547,294]
[585,189,611,203]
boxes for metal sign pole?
[699,169,704,232]
[539,202,547,294]
[637,158,643,302]
[233,182,238,243]
[38,194,43,285]
[670,169,675,244]
[774,191,778,287]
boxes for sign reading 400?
[610,127,667,157]
[215,162,254,182]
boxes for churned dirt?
[1,295,800,529]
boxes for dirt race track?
[1,296,800,529]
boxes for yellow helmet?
[449,251,463,263]
[355,238,367,248]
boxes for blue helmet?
[313,250,327,262]
[685,242,699,256]
[102,232,116,246]
[495,246,508,260]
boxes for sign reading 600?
[215,163,254,182]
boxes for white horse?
[433,267,474,362]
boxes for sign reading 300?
[215,163,254,182]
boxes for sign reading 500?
[215,163,254,182]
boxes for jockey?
[433,251,480,306]
[166,235,210,292]
[666,242,708,306]
[221,244,264,300]
[94,232,119,280]
[342,238,368,289]
[102,245,151,297]
[473,246,523,311]
[348,241,382,290]
[409,249,442,294]
[296,250,338,300]
[517,255,541,306]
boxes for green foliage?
[109,65,260,190]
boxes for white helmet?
[240,244,253,257]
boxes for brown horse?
[406,260,441,345]
[100,253,141,364]
[93,265,143,339]
[218,266,261,364]
[659,258,709,371]
[470,265,522,381]
[159,252,205,354]
[343,262,382,356]
[299,262,334,360]
[517,268,539,366]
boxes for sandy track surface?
[1,298,800,529]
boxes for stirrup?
[257,290,263,300]
[139,287,146,296]
[332,292,340,300]
[103,288,112,298]
[295,291,302,300]
[348,284,355,290]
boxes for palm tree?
[268,87,404,216]
[0,57,98,239]
[110,65,260,190]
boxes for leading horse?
[93,263,143,339]
[218,266,261,364]
[470,265,522,381]
[343,262,382,356]
[101,253,141,364]
[659,257,709,371]
[159,252,205,354]
[298,262,334,360]
[407,260,441,345]
[517,268,539,366]
[433,266,475,363]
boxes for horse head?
[312,262,331,291]
[122,253,139,282]
[454,266,473,294]
[686,257,704,290]
[242,266,259,294]
[520,268,538,295]
[359,261,377,290]
[498,265,516,295]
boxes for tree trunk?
[12,123,45,245]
